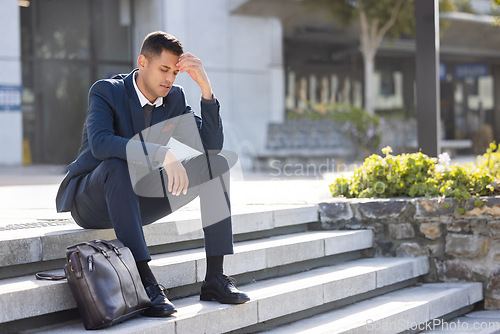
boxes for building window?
[21,0,133,163]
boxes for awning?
[232,1,500,59]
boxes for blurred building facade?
[3,0,284,167]
[234,0,500,157]
[1,0,499,166]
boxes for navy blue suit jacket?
[56,69,224,212]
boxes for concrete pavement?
[0,164,334,231]
[0,154,476,231]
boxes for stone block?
[370,222,385,235]
[263,282,482,334]
[434,282,483,306]
[0,236,42,267]
[465,197,500,217]
[266,239,324,268]
[434,259,473,282]
[389,223,415,239]
[488,221,500,239]
[471,220,489,236]
[174,297,258,334]
[416,284,470,320]
[420,222,442,240]
[427,243,444,256]
[484,297,500,310]
[487,267,500,297]
[233,210,275,234]
[147,218,203,245]
[322,269,376,301]
[446,234,490,259]
[465,310,500,319]
[198,231,336,281]
[41,228,117,261]
[396,242,427,257]
[152,256,197,288]
[447,221,472,233]
[375,257,429,288]
[345,222,363,230]
[358,199,408,219]
[218,248,267,281]
[318,202,353,223]
[273,206,318,227]
[324,230,373,256]
[257,284,323,322]
[375,239,394,256]
[0,277,73,323]
[415,198,455,218]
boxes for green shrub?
[477,142,500,179]
[330,145,499,210]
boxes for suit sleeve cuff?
[153,146,169,168]
[201,94,217,105]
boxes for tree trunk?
[358,1,404,116]
[363,50,375,116]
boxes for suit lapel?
[124,70,146,135]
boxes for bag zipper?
[88,255,94,272]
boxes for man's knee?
[207,154,230,177]
[99,158,130,182]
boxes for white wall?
[133,0,285,169]
[0,0,22,165]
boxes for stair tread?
[33,256,429,333]
[0,230,373,323]
[0,230,371,290]
[0,205,318,268]
[420,310,500,333]
[263,282,483,334]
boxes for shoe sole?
[142,308,177,317]
[200,292,250,304]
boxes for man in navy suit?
[56,31,249,317]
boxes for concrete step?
[33,257,429,334]
[0,205,317,276]
[0,230,373,324]
[420,310,500,333]
[261,282,482,334]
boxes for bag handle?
[68,240,123,257]
[35,239,125,280]
[35,272,66,281]
[94,239,123,255]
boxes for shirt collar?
[133,71,163,108]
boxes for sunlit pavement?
[0,164,333,231]
[0,155,476,231]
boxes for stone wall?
[318,196,500,309]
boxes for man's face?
[137,50,180,102]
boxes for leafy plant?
[330,145,500,212]
[477,142,500,179]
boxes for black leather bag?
[64,239,151,329]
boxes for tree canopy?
[300,0,457,115]
[301,0,457,40]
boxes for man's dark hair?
[140,31,184,59]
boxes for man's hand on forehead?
[176,52,213,100]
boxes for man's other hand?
[176,53,213,100]
[162,149,189,196]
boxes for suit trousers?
[70,153,234,262]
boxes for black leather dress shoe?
[200,274,250,304]
[142,284,177,317]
